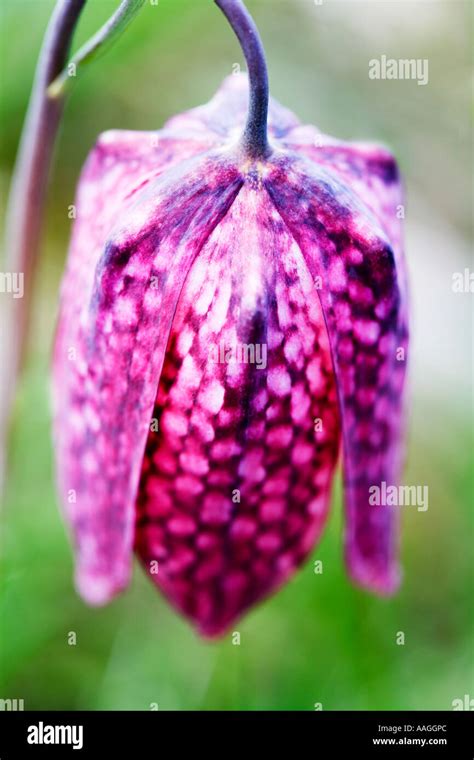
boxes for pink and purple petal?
[265,151,409,594]
[53,150,242,605]
[135,185,340,635]
[165,74,300,144]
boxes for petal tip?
[75,568,130,607]
[346,551,401,597]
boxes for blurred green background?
[0,0,472,710]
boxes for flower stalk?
[1,0,86,492]
[1,0,145,491]
[215,0,270,159]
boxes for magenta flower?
[52,0,408,636]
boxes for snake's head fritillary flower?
[52,0,408,636]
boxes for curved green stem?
[1,2,86,491]
[1,0,145,492]
[48,0,146,98]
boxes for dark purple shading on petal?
[134,185,340,635]
[53,150,242,604]
[265,151,409,593]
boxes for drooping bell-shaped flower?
[52,0,408,636]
